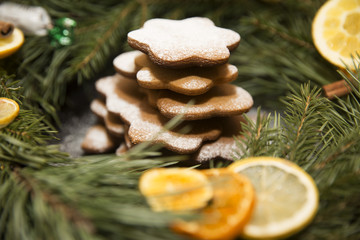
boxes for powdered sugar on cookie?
[128,17,240,68]
[194,116,246,162]
[135,54,238,95]
[81,125,118,154]
[113,50,144,78]
[146,84,253,120]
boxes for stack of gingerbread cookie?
[81,17,253,162]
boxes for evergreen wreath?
[0,0,359,239]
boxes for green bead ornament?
[49,17,76,48]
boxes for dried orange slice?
[312,0,360,69]
[138,168,213,212]
[172,168,255,240]
[0,97,20,128]
[0,28,24,59]
[228,157,319,240]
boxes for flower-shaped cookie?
[127,17,241,68]
[81,125,119,154]
[145,84,253,120]
[90,99,125,137]
[194,115,246,162]
[135,54,238,96]
[95,74,222,154]
[113,50,143,78]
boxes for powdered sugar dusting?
[127,17,240,67]
[90,99,107,118]
[113,50,144,78]
[146,84,253,120]
[195,115,246,161]
[81,125,116,153]
[135,54,239,95]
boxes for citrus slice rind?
[312,0,360,69]
[172,168,255,240]
[228,157,319,240]
[138,168,213,212]
[0,28,24,59]
[0,97,20,129]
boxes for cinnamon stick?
[322,80,351,100]
[0,21,14,39]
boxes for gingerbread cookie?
[145,84,253,120]
[81,124,119,154]
[135,54,238,95]
[194,115,246,162]
[90,98,107,119]
[95,74,222,153]
[127,17,240,68]
[90,99,125,137]
[115,142,128,155]
[113,50,143,78]
[122,124,133,149]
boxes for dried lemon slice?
[228,157,319,240]
[0,28,24,59]
[0,97,20,129]
[138,168,213,212]
[172,168,255,240]
[312,0,360,69]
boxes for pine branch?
[68,1,139,83]
[0,134,69,168]
[0,71,68,168]
[307,63,360,188]
[281,83,333,166]
[0,165,98,240]
[1,151,186,240]
[312,132,360,188]
[234,107,283,158]
[231,0,338,107]
[0,70,22,102]
[243,10,314,50]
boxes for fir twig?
[70,1,138,82]
[1,152,186,240]
[0,71,68,168]
[281,83,332,166]
[234,107,282,159]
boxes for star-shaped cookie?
[90,99,125,137]
[135,54,238,95]
[145,84,253,120]
[81,124,120,154]
[194,115,246,162]
[128,17,241,68]
[113,50,143,78]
